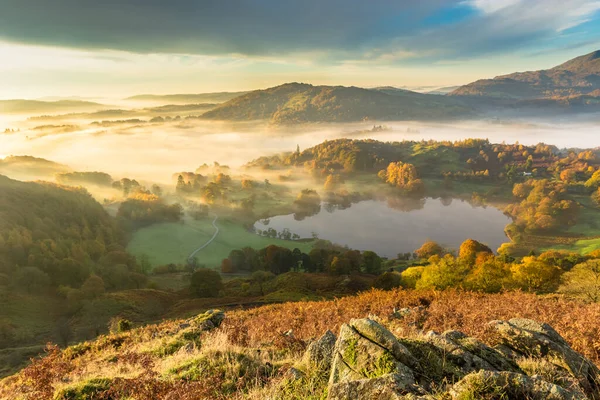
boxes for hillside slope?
[451,50,600,100]
[2,290,600,399]
[201,83,472,123]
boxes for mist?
[3,111,600,185]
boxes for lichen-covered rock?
[489,318,600,396]
[188,309,225,331]
[303,330,336,371]
[449,370,587,400]
[397,331,519,389]
[328,319,416,399]
[440,330,522,373]
[349,318,417,368]
[328,373,414,400]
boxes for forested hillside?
[202,83,472,123]
[0,175,128,289]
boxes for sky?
[1,0,600,99]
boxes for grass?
[127,217,314,268]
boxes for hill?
[126,92,249,104]
[0,100,107,114]
[201,83,472,123]
[2,289,600,399]
[451,50,600,100]
[0,156,71,180]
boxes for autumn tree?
[415,241,444,259]
[510,257,562,293]
[559,261,600,302]
[458,239,493,266]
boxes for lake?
[254,198,512,258]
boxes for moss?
[364,351,397,379]
[343,337,358,367]
[54,378,113,400]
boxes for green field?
[127,217,314,268]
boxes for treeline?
[219,241,383,276]
[0,176,145,293]
[388,239,599,299]
[245,138,600,184]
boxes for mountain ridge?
[201,82,472,123]
[450,50,600,99]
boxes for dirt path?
[187,213,219,262]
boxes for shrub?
[190,268,223,298]
[109,318,133,334]
[373,271,402,291]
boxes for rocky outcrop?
[450,371,586,400]
[488,318,600,397]
[322,317,599,400]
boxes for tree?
[510,257,561,293]
[458,239,493,266]
[400,267,424,289]
[328,256,351,275]
[362,251,382,275]
[559,261,600,302]
[416,255,468,290]
[464,258,510,293]
[220,258,234,273]
[81,275,105,299]
[415,241,444,259]
[190,268,223,298]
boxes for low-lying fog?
[2,114,600,183]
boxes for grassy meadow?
[127,217,313,268]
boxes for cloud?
[0,0,598,64]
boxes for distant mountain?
[0,100,107,114]
[201,83,472,123]
[126,92,249,104]
[451,50,600,100]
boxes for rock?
[178,323,191,330]
[328,373,414,400]
[489,318,600,396]
[449,370,587,400]
[198,320,215,331]
[397,331,519,389]
[303,330,336,371]
[284,367,304,381]
[349,319,417,368]
[188,309,225,331]
[440,330,522,373]
[328,319,417,399]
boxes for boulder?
[489,318,600,396]
[303,330,336,371]
[328,319,417,399]
[449,370,587,400]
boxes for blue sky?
[0,0,599,98]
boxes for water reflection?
[254,197,512,258]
